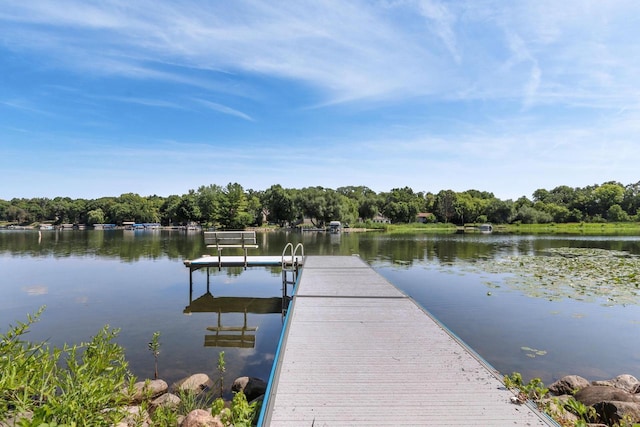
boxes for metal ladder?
[281,243,304,314]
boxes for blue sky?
[1,1,639,200]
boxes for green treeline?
[1,181,639,228]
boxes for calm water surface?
[1,229,640,388]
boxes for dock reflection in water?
[184,270,293,349]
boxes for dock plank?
[184,255,302,268]
[260,256,556,426]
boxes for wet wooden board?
[260,256,557,426]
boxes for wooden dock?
[259,256,557,426]
[184,255,303,269]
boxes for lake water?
[2,229,640,391]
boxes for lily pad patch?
[460,247,640,306]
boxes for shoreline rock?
[116,373,265,427]
[547,374,640,426]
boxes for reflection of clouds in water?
[75,296,89,304]
[22,285,48,296]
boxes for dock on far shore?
[258,255,558,426]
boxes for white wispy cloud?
[1,0,639,109]
[99,96,185,109]
[193,99,254,121]
[0,99,56,116]
[2,1,640,200]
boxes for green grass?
[502,222,640,234]
[1,308,260,426]
[358,221,640,235]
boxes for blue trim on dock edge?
[256,266,304,426]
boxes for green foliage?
[503,372,548,400]
[1,308,131,426]
[0,306,55,417]
[37,327,130,425]
[3,179,640,226]
[263,184,296,226]
[216,351,226,399]
[150,405,179,426]
[564,396,596,423]
[214,392,259,427]
[177,389,202,414]
[148,331,160,380]
[1,311,263,427]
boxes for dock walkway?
[259,255,557,426]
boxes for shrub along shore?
[0,308,260,427]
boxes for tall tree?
[263,184,295,226]
[218,183,251,229]
[381,187,422,223]
[197,184,223,225]
[435,190,457,223]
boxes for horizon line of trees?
[1,181,639,229]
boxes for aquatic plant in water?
[461,247,640,306]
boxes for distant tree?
[381,187,422,223]
[0,199,10,221]
[532,188,550,203]
[513,205,552,224]
[295,187,327,227]
[323,189,357,225]
[176,190,201,225]
[218,183,251,229]
[435,190,457,223]
[67,199,88,224]
[549,185,577,206]
[48,197,73,224]
[86,208,106,225]
[454,192,478,224]
[245,189,264,226]
[593,182,625,217]
[87,197,117,223]
[622,181,640,216]
[108,193,158,224]
[535,202,570,223]
[24,198,50,222]
[160,195,182,225]
[263,184,296,226]
[197,184,223,225]
[485,198,514,224]
[607,204,630,222]
[337,186,379,221]
[5,204,28,224]
[423,192,436,214]
[514,196,533,209]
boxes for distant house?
[372,213,391,224]
[416,212,435,224]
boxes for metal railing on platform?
[280,243,303,311]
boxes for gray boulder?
[593,401,640,425]
[130,379,168,403]
[151,392,181,410]
[174,373,214,395]
[592,374,640,393]
[232,376,267,401]
[575,385,640,406]
[548,375,590,396]
[181,409,223,427]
